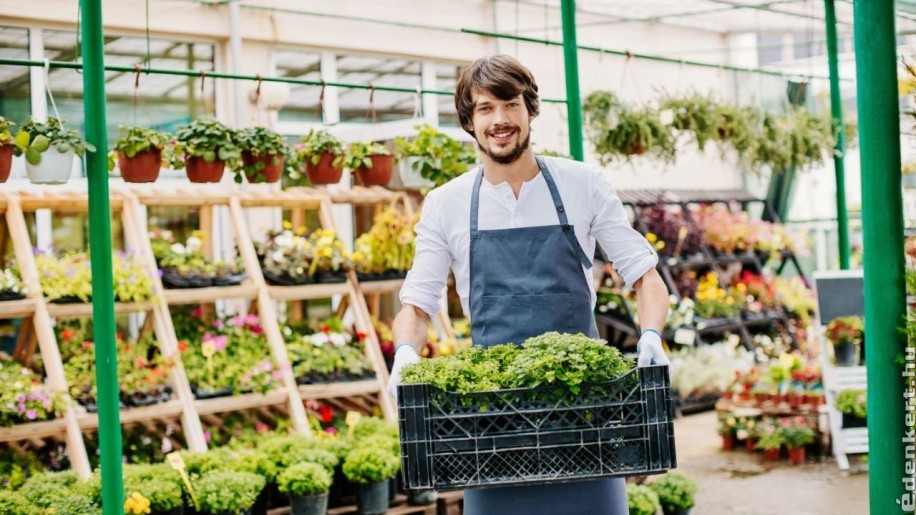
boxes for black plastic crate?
[397,365,676,491]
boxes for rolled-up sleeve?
[589,172,658,286]
[399,189,451,317]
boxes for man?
[388,55,670,515]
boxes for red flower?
[116,333,124,341]
[321,326,330,333]
[60,329,76,342]
[357,332,367,340]
[318,405,333,423]
[178,340,188,353]
[250,325,263,334]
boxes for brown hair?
[454,55,539,137]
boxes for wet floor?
[672,411,868,515]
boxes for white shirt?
[399,156,658,318]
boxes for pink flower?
[230,315,246,327]
[211,319,224,330]
[204,430,211,443]
[250,325,263,335]
[272,371,283,380]
[202,334,229,352]
[325,427,337,435]
[259,360,273,372]
[246,314,260,326]
[43,400,51,409]
[256,422,268,433]
[191,308,203,319]
[26,410,36,420]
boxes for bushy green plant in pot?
[13,117,93,184]
[659,91,721,151]
[627,483,662,515]
[297,129,346,185]
[278,462,332,515]
[109,125,175,183]
[345,141,393,186]
[0,490,33,515]
[826,315,864,367]
[836,388,867,428]
[754,420,784,461]
[583,91,676,165]
[342,446,400,515]
[649,471,698,515]
[394,124,476,188]
[195,469,265,515]
[237,126,289,183]
[780,417,815,464]
[0,116,17,182]
[173,118,241,183]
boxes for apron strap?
[537,157,594,270]
[470,165,484,238]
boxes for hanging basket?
[186,156,226,183]
[243,152,284,184]
[0,144,13,183]
[397,156,434,188]
[305,153,344,185]
[26,149,74,185]
[118,149,162,183]
[354,155,394,186]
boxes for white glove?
[387,344,420,402]
[637,330,670,368]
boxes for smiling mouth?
[488,128,517,144]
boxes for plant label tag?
[345,411,362,428]
[166,452,185,470]
[673,328,696,345]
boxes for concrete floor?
[672,411,868,515]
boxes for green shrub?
[258,434,323,468]
[195,470,265,514]
[50,495,101,515]
[351,416,399,441]
[649,471,698,512]
[227,449,279,482]
[286,448,339,473]
[278,462,333,497]
[342,447,400,484]
[0,491,34,515]
[836,389,867,419]
[627,483,662,515]
[19,471,78,508]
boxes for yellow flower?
[296,226,307,235]
[655,241,665,251]
[736,283,747,292]
[351,252,364,262]
[646,233,657,244]
[124,492,151,514]
[282,220,293,230]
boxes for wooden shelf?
[267,282,350,301]
[298,379,380,399]
[358,279,405,294]
[46,301,155,318]
[0,418,67,442]
[76,400,185,430]
[163,284,259,305]
[0,298,37,319]
[195,389,289,416]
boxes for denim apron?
[464,157,627,515]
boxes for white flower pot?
[398,156,434,189]
[26,149,75,185]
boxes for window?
[336,55,420,123]
[436,63,461,127]
[0,27,30,123]
[275,49,323,123]
[757,34,783,66]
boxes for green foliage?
[297,129,345,167]
[236,126,290,183]
[402,333,633,395]
[343,141,391,171]
[0,448,44,491]
[227,449,280,483]
[0,491,33,515]
[660,91,721,150]
[627,483,662,515]
[34,250,155,303]
[583,91,676,165]
[352,208,416,274]
[173,117,242,170]
[109,125,177,172]
[0,117,16,146]
[836,389,867,419]
[754,420,785,451]
[780,418,816,448]
[342,446,400,483]
[278,462,333,497]
[195,470,265,514]
[394,124,477,187]
[49,495,100,514]
[258,434,323,469]
[19,471,78,509]
[0,355,66,426]
[13,117,93,165]
[351,416,399,442]
[649,471,698,512]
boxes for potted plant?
[649,471,698,515]
[836,388,867,428]
[713,101,759,158]
[345,141,393,186]
[173,118,241,183]
[152,232,246,288]
[278,462,332,515]
[34,251,93,302]
[717,415,737,450]
[0,117,16,183]
[353,208,417,280]
[826,315,864,366]
[195,470,265,515]
[659,91,721,151]
[0,355,66,426]
[113,251,157,303]
[237,126,289,184]
[626,483,662,515]
[0,267,25,301]
[13,117,93,184]
[342,446,400,515]
[780,417,815,464]
[297,129,346,185]
[394,124,476,188]
[109,125,174,183]
[583,91,676,164]
[754,420,784,461]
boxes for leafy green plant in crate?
[394,124,477,187]
[583,90,676,165]
[627,483,662,515]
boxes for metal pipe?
[824,0,850,270]
[560,0,584,161]
[79,1,122,513]
[460,28,846,82]
[851,0,908,511]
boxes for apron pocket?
[480,293,576,345]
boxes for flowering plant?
[151,230,245,286]
[35,250,155,302]
[640,204,703,258]
[772,277,815,325]
[353,208,417,277]
[693,272,743,319]
[779,417,815,448]
[717,414,738,437]
[825,315,864,345]
[113,251,157,303]
[283,317,373,382]
[0,267,24,297]
[0,355,66,426]
[732,270,778,312]
[694,204,751,254]
[258,223,352,283]
[753,420,785,450]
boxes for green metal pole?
[559,0,584,161]
[824,0,850,270]
[852,0,908,512]
[80,1,123,513]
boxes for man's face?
[469,90,533,165]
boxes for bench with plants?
[283,317,375,385]
[258,225,353,285]
[151,230,246,289]
[398,332,676,491]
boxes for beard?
[478,130,530,165]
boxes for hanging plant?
[0,117,17,183]
[173,118,241,183]
[713,101,760,157]
[13,117,94,185]
[659,91,721,151]
[394,124,477,188]
[108,126,177,183]
[344,142,393,186]
[582,91,676,165]
[236,126,290,184]
[295,129,346,185]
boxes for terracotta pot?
[118,149,161,183]
[0,144,12,183]
[755,393,769,405]
[628,141,647,155]
[721,391,733,401]
[764,448,781,462]
[786,393,803,409]
[305,153,344,185]
[738,392,752,402]
[354,154,394,186]
[242,151,284,183]
[186,156,225,183]
[722,436,735,451]
[788,446,805,465]
[745,438,757,452]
